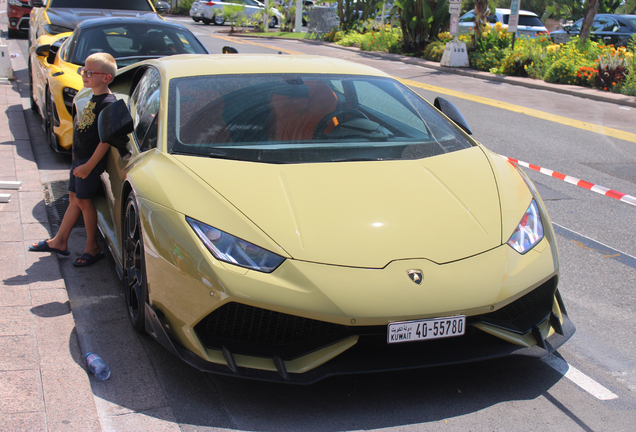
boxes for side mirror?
[434,97,472,135]
[222,46,239,54]
[29,0,45,7]
[35,44,50,57]
[98,100,134,159]
[155,1,170,14]
[563,25,571,32]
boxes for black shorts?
[68,157,106,200]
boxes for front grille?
[194,303,350,359]
[195,278,558,360]
[478,277,557,333]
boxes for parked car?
[28,0,170,47]
[190,0,206,22]
[29,17,209,153]
[6,0,32,38]
[73,54,574,383]
[550,14,636,47]
[459,8,549,38]
[195,0,281,27]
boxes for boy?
[30,52,118,267]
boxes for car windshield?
[70,24,207,67]
[167,74,474,163]
[49,0,153,10]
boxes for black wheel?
[213,15,225,25]
[313,108,369,140]
[201,18,211,25]
[123,191,148,333]
[192,18,200,22]
[269,16,278,28]
[28,61,37,112]
[44,89,58,150]
[8,29,19,39]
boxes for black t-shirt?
[73,93,117,160]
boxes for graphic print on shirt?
[77,101,97,132]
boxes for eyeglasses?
[78,67,110,78]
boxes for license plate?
[388,316,465,344]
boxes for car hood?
[175,146,503,268]
[47,9,160,30]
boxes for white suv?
[191,0,281,27]
[458,8,549,38]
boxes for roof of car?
[76,16,181,30]
[140,54,392,79]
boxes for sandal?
[73,251,105,267]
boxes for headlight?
[187,217,285,273]
[9,0,24,7]
[44,24,73,35]
[507,200,544,254]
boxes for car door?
[101,66,162,265]
[590,16,620,45]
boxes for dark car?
[551,14,636,47]
[6,0,32,38]
[29,16,209,152]
[28,0,171,47]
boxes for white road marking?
[542,354,618,400]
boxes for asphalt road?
[6,18,636,431]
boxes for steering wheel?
[313,109,369,140]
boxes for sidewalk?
[0,58,102,432]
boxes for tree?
[394,0,451,53]
[578,0,598,43]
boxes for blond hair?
[85,52,117,83]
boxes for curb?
[228,32,636,108]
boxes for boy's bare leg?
[33,191,81,252]
[75,197,102,264]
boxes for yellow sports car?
[78,54,574,383]
[28,0,168,45]
[29,16,208,152]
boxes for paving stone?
[0,196,20,213]
[0,412,47,432]
[0,335,39,370]
[0,242,27,282]
[31,289,80,367]
[22,222,51,242]
[0,306,33,337]
[18,191,48,224]
[41,364,102,432]
[0,286,31,307]
[0,212,22,241]
[23,245,65,286]
[0,370,44,414]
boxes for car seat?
[84,29,118,58]
[141,32,173,56]
[268,80,338,141]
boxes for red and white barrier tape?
[504,156,636,207]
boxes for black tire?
[213,15,225,25]
[192,18,201,22]
[269,16,278,28]
[8,29,19,39]
[201,18,211,25]
[44,89,58,150]
[123,191,148,333]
